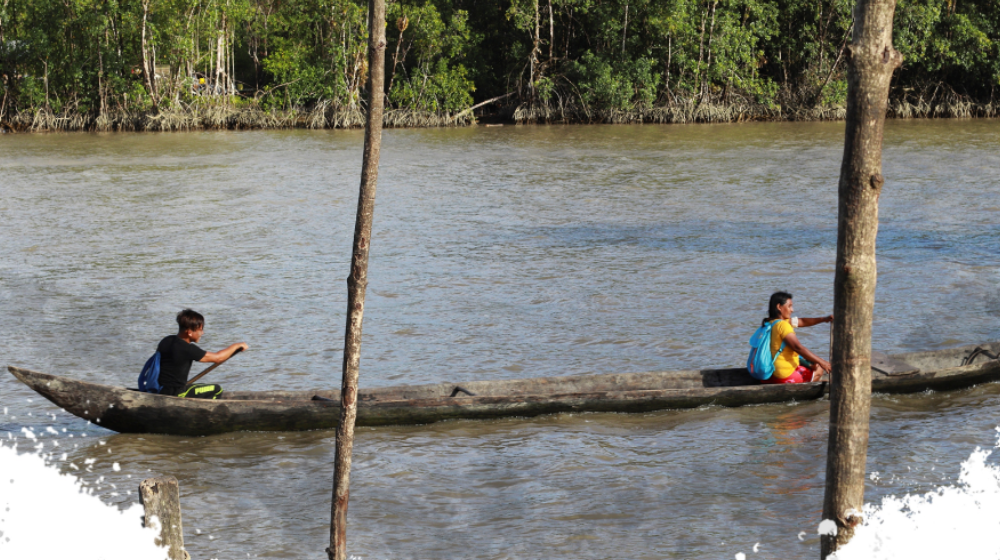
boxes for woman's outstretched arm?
[797,314,833,328]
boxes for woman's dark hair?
[763,291,793,326]
[177,309,205,332]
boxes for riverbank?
[2,98,997,133]
[0,102,474,133]
[514,98,1000,124]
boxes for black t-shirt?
[157,335,207,395]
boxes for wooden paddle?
[185,347,243,387]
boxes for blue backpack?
[138,352,162,393]
[746,320,787,380]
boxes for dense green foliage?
[1,0,998,122]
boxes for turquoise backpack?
[746,320,786,380]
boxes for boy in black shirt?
[158,309,249,398]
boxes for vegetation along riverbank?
[1,0,999,132]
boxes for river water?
[1,120,999,559]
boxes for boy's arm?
[200,342,249,363]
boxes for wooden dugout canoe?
[8,341,1000,436]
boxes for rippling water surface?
[1,120,999,559]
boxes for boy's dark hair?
[763,291,793,326]
[177,309,205,332]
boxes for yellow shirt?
[769,319,799,380]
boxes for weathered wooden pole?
[327,0,386,558]
[139,476,190,560]
[821,0,901,556]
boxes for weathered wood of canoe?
[8,340,1000,436]
[8,366,825,435]
[8,367,341,435]
[222,367,760,402]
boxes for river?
[1,120,999,559]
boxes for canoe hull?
[9,367,341,435]
[9,341,1000,436]
[8,367,828,436]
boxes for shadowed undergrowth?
[2,99,997,133]
[513,99,1000,125]
[0,102,474,132]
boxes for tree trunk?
[141,0,158,109]
[695,0,708,103]
[622,2,629,57]
[548,0,555,63]
[702,0,719,104]
[327,0,386,557]
[389,19,407,98]
[813,18,855,106]
[0,8,5,121]
[43,59,50,109]
[665,35,672,94]
[216,16,226,94]
[821,0,901,557]
[530,0,540,97]
[98,34,106,117]
[229,0,235,95]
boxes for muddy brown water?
[1,120,999,559]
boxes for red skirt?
[762,366,813,384]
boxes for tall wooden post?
[821,0,901,556]
[328,0,386,558]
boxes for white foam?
[818,519,838,536]
[829,433,1000,560]
[0,444,169,560]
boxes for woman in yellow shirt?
[760,291,833,384]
